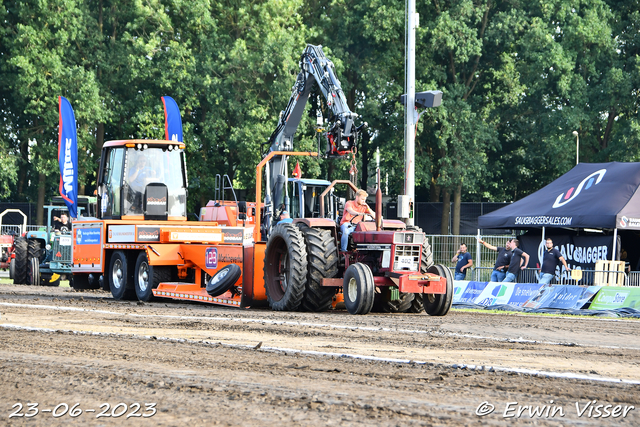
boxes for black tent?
[478,162,640,230]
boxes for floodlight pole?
[573,131,579,165]
[404,0,417,226]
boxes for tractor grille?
[52,236,73,263]
[393,245,421,271]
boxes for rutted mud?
[1,284,639,426]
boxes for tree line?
[1,0,638,231]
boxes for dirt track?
[1,283,639,426]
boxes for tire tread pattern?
[299,226,338,312]
[264,223,308,311]
[13,237,28,284]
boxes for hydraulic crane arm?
[267,44,360,156]
[261,45,362,239]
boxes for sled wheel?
[343,263,375,315]
[134,252,169,302]
[424,264,453,316]
[109,251,135,300]
[206,264,242,297]
[263,223,307,311]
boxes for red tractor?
[260,175,453,316]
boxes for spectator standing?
[503,238,530,282]
[478,238,512,282]
[539,238,570,285]
[452,243,473,280]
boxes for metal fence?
[427,234,639,287]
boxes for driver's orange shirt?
[340,200,372,225]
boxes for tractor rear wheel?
[424,264,453,316]
[264,223,307,311]
[343,263,375,315]
[298,226,338,312]
[109,251,136,300]
[13,237,28,285]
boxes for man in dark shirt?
[53,213,72,233]
[478,238,512,282]
[452,243,473,280]
[503,239,530,283]
[539,238,570,285]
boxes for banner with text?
[453,281,543,307]
[519,234,614,282]
[588,286,640,310]
[521,285,601,309]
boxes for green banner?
[588,287,640,310]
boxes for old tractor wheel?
[109,250,136,300]
[13,237,28,285]
[407,226,434,314]
[134,252,171,302]
[264,223,307,311]
[299,226,338,312]
[373,289,415,313]
[206,264,242,297]
[343,263,375,315]
[28,257,40,287]
[27,239,42,261]
[424,264,454,316]
[9,258,15,280]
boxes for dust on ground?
[1,284,638,426]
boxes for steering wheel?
[349,213,374,225]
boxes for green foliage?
[1,0,639,218]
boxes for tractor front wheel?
[424,264,453,316]
[343,263,375,315]
[28,257,40,287]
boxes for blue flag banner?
[162,96,183,142]
[58,96,78,218]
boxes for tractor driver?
[128,154,156,192]
[127,153,156,212]
[339,189,375,251]
[53,213,72,233]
